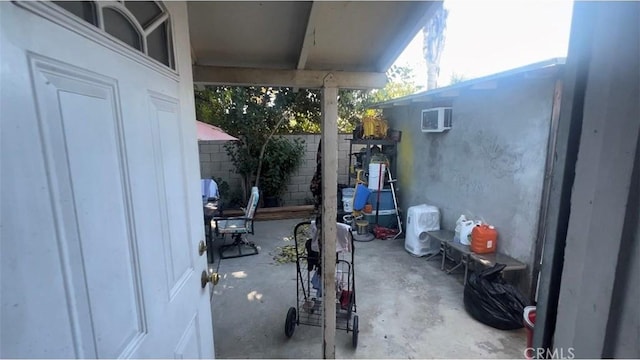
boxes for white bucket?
[341,187,355,198]
[368,163,386,191]
[342,197,354,212]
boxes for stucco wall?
[384,76,557,275]
[199,134,351,206]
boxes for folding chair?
[212,186,260,259]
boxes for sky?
[393,0,575,89]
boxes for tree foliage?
[197,87,307,201]
[194,65,419,135]
[193,66,419,201]
[369,65,420,104]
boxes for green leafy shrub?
[260,137,305,201]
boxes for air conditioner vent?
[421,107,452,133]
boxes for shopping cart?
[284,220,359,348]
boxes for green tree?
[195,86,305,202]
[194,66,419,136]
[193,67,419,201]
[368,65,420,104]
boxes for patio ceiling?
[188,1,440,89]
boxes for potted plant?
[258,137,305,207]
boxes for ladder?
[371,161,403,239]
[386,166,403,240]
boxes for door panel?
[30,57,147,358]
[148,94,194,299]
[174,314,203,359]
[1,2,213,358]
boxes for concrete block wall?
[199,134,351,206]
[198,141,244,193]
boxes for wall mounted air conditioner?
[421,107,452,133]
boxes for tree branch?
[254,114,288,189]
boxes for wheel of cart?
[352,314,359,347]
[283,220,359,348]
[285,307,296,337]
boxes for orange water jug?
[471,224,497,254]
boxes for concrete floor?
[209,219,526,359]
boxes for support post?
[534,2,640,357]
[532,2,594,352]
[551,2,639,357]
[321,74,338,359]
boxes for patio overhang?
[187,2,441,357]
[188,1,440,89]
[192,66,388,89]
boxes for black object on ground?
[463,264,530,330]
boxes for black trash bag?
[463,264,530,330]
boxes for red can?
[471,224,497,254]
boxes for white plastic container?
[341,187,355,212]
[404,204,441,257]
[454,215,481,245]
[341,187,355,198]
[368,163,386,191]
[342,196,354,212]
[459,220,478,245]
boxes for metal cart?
[284,221,359,348]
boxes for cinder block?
[300,161,314,169]
[200,144,214,153]
[304,150,315,160]
[290,175,306,185]
[289,173,301,181]
[291,191,306,201]
[199,162,213,178]
[299,171,314,180]
[199,165,208,178]
[199,144,211,153]
[219,161,233,169]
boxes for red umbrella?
[196,120,239,141]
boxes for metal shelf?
[347,138,399,187]
[348,138,398,146]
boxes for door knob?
[201,270,219,288]
[198,240,207,256]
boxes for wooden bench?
[426,230,526,285]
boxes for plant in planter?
[259,137,305,207]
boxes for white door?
[0,2,214,358]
